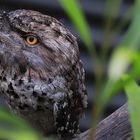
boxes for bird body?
[0,10,87,138]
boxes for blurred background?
[0,0,134,132]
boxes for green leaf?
[0,108,31,129]
[108,47,135,81]
[122,75,140,140]
[0,129,39,140]
[129,52,140,79]
[0,109,40,140]
[103,0,140,106]
[59,0,95,54]
[99,79,123,107]
[121,14,140,48]
[121,0,140,49]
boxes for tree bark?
[72,103,133,140]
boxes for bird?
[0,9,87,138]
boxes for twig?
[72,103,133,140]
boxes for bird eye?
[25,35,38,45]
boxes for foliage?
[0,108,41,140]
[59,0,140,139]
[123,75,140,140]
[1,0,140,140]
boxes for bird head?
[0,9,79,107]
[0,9,79,85]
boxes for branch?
[72,103,133,140]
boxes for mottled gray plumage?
[0,9,87,138]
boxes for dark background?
[0,0,134,131]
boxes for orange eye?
[26,35,38,45]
